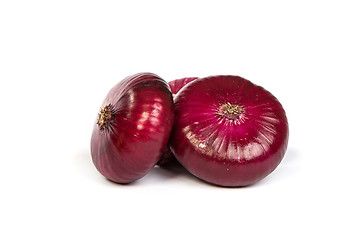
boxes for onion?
[157,77,198,166]
[90,73,174,183]
[170,75,289,187]
[168,77,199,97]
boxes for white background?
[1,0,359,239]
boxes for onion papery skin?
[170,75,289,187]
[157,77,198,166]
[91,73,174,183]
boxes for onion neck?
[97,104,115,131]
[217,102,244,120]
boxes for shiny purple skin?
[168,77,198,97]
[91,73,174,183]
[170,75,289,187]
[157,77,198,166]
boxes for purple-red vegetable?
[170,75,289,187]
[157,77,198,166]
[168,77,198,97]
[90,73,174,183]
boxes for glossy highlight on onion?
[90,73,174,183]
[170,75,289,187]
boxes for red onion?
[90,73,174,183]
[157,77,198,166]
[168,77,199,97]
[170,75,289,187]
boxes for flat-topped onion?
[91,73,174,183]
[170,75,289,187]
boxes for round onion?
[91,73,174,183]
[170,75,289,187]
